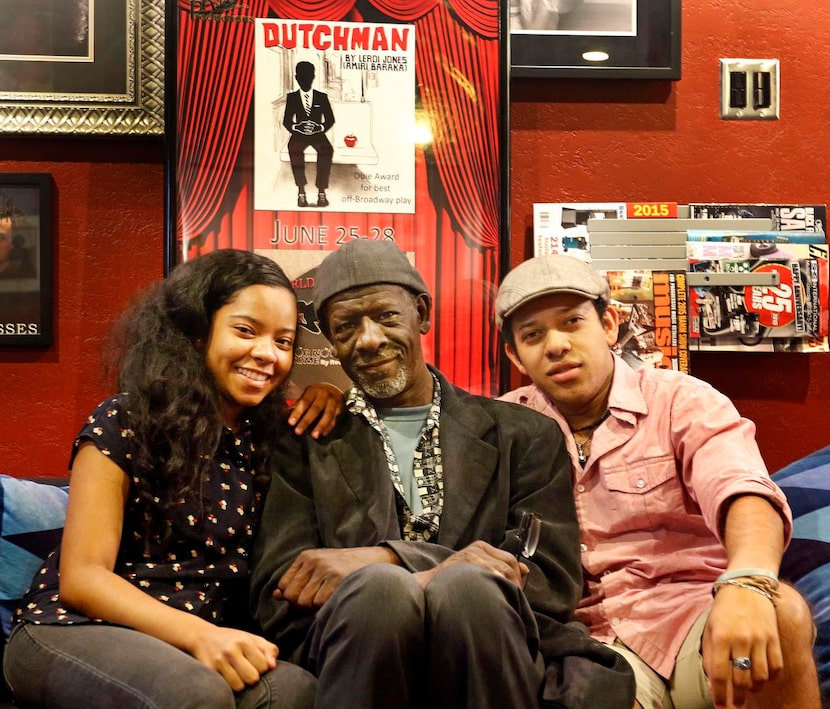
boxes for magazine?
[687,229,824,245]
[687,238,829,345]
[533,203,625,258]
[689,204,826,233]
[600,268,689,372]
[533,201,679,258]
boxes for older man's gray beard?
[353,363,410,401]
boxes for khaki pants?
[607,609,713,709]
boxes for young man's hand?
[703,584,782,707]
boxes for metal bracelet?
[713,578,775,604]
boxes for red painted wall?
[0,138,165,475]
[510,2,830,473]
[1,1,827,476]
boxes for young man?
[495,254,820,709]
[251,240,634,708]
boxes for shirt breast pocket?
[602,456,684,532]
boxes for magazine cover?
[687,229,824,245]
[253,20,416,214]
[533,201,680,258]
[687,239,829,344]
[601,268,689,373]
[533,202,626,258]
[689,204,826,233]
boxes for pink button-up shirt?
[500,355,792,678]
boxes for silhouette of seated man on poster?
[283,61,335,209]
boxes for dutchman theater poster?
[171,0,505,395]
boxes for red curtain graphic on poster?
[173,0,502,396]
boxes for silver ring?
[732,657,752,670]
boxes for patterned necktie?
[303,92,311,114]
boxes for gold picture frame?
[0,0,164,135]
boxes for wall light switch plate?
[720,58,780,120]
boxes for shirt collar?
[606,354,648,421]
[518,353,647,426]
[346,372,442,421]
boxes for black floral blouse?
[16,394,264,627]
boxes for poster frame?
[165,0,511,397]
[0,173,53,347]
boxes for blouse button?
[612,617,621,627]
[636,479,646,489]
[576,484,586,493]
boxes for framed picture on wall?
[167,1,510,397]
[0,0,164,135]
[510,0,681,79]
[0,173,53,347]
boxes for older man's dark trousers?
[299,562,545,709]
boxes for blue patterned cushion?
[0,476,68,640]
[773,445,830,703]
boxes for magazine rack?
[585,216,780,287]
[686,271,779,286]
[583,213,828,355]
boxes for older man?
[250,239,634,708]
[495,254,820,709]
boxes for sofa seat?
[3,454,830,708]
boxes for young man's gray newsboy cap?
[495,254,610,332]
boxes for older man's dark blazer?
[250,368,634,707]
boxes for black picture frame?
[0,173,53,347]
[510,1,681,79]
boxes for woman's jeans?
[3,622,316,709]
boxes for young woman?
[3,249,338,708]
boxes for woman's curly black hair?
[105,249,295,544]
